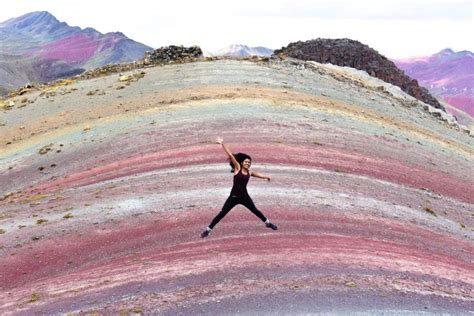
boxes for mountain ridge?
[0,56,472,314]
[213,44,273,57]
[394,48,473,119]
[0,11,152,95]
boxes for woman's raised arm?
[251,171,271,181]
[216,137,240,172]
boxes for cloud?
[235,0,473,21]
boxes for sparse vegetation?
[21,194,49,204]
[38,144,54,155]
[28,293,40,303]
[86,89,105,96]
[119,71,145,83]
[423,206,437,216]
[1,192,14,201]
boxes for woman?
[201,137,278,238]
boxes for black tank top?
[230,169,250,197]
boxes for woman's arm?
[216,137,240,172]
[251,171,271,181]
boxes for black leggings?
[209,195,267,229]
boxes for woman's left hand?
[266,176,271,182]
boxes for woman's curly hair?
[228,152,252,173]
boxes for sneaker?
[201,230,210,238]
[265,222,278,230]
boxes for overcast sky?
[1,0,472,58]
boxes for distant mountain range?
[394,49,474,117]
[0,11,152,95]
[212,44,273,57]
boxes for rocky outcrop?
[143,45,203,64]
[273,38,444,111]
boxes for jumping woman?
[201,137,278,238]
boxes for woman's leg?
[208,196,239,229]
[240,196,267,222]
[241,196,277,230]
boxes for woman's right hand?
[216,137,223,144]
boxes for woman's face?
[242,159,252,169]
